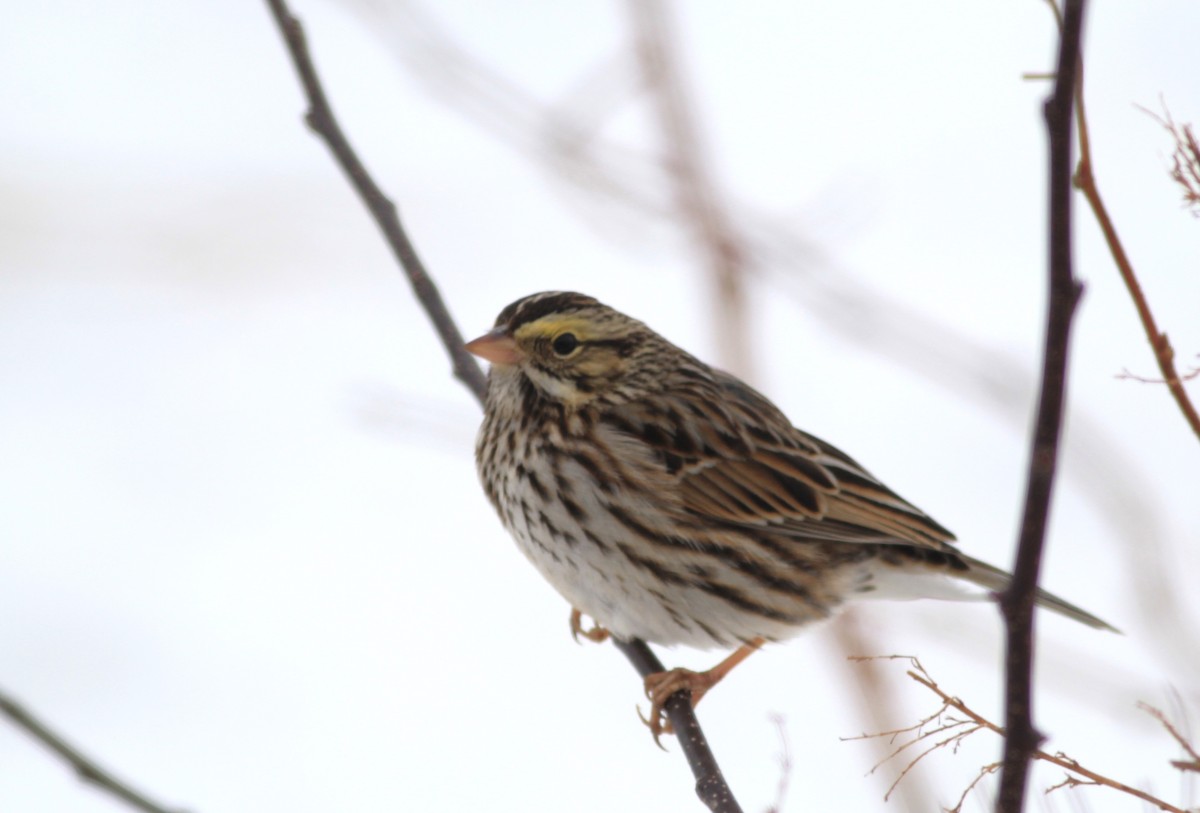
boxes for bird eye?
[552,332,579,356]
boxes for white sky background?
[2,1,1199,811]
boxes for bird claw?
[639,668,712,746]
[635,640,765,745]
[569,608,611,644]
[637,703,672,750]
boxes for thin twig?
[949,763,1001,813]
[1036,755,1185,811]
[996,2,1088,810]
[1066,43,1200,442]
[262,0,485,402]
[1074,153,1200,439]
[832,612,938,809]
[1139,703,1200,773]
[913,662,1185,813]
[914,669,1185,812]
[0,691,186,813]
[262,2,742,811]
[1117,361,1200,385]
[848,657,1188,813]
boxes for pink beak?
[465,329,524,365]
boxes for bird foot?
[640,667,716,746]
[637,638,765,746]
[570,608,611,644]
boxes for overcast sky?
[3,2,1199,811]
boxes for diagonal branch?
[0,690,186,813]
[996,1,1088,811]
[612,639,744,812]
[262,0,485,401]
[1139,702,1200,774]
[1042,0,1200,442]
[1074,97,1200,441]
[262,2,741,811]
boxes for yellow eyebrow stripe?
[514,317,593,341]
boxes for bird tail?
[959,555,1119,632]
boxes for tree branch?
[0,690,186,813]
[996,2,1088,811]
[1075,95,1200,440]
[1041,0,1200,443]
[612,640,743,813]
[262,0,485,401]
[847,657,1189,812]
[263,2,741,811]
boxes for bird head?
[466,291,660,408]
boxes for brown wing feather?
[673,370,957,551]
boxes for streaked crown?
[469,291,669,408]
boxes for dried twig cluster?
[1140,102,1200,217]
[846,655,1198,813]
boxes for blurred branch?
[262,2,742,811]
[1117,361,1200,385]
[0,690,185,813]
[764,714,793,813]
[626,0,752,376]
[846,656,1189,813]
[625,7,927,803]
[997,1,1087,810]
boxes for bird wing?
[629,369,958,550]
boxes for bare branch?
[1072,88,1200,442]
[611,639,744,812]
[1043,773,1100,795]
[1139,703,1200,774]
[847,656,1190,813]
[996,2,1088,809]
[1116,360,1200,385]
[262,0,486,402]
[1033,752,1186,812]
[949,762,1000,813]
[0,690,186,813]
[262,2,742,810]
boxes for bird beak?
[465,328,524,365]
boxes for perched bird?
[466,291,1113,739]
